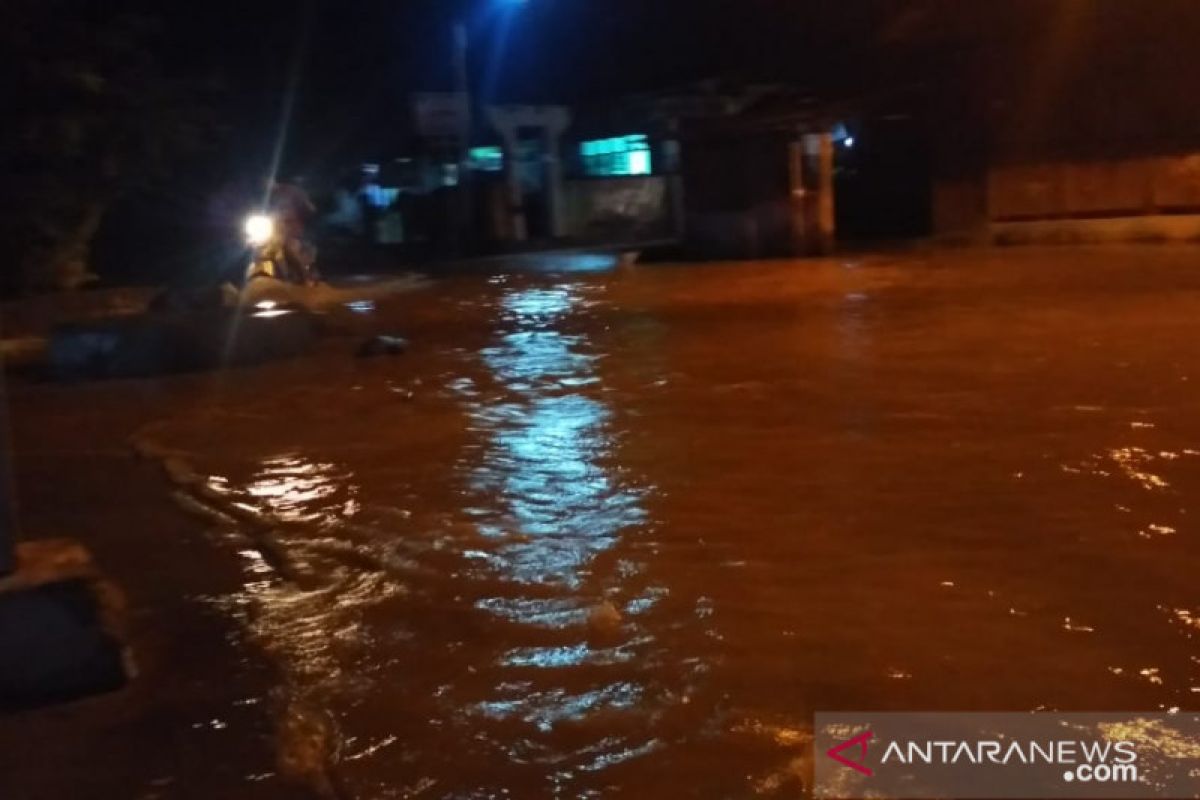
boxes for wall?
[932,178,989,243]
[935,152,1200,244]
[684,202,794,259]
[563,176,671,240]
[680,133,795,257]
[991,214,1200,246]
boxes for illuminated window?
[468,146,503,172]
[579,134,652,177]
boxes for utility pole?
[453,22,474,254]
[453,22,473,156]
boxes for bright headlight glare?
[244,214,274,245]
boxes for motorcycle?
[150,214,318,314]
[242,213,317,287]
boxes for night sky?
[145,0,1200,170]
[18,1,1200,194]
[139,0,925,171]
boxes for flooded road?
[31,248,1200,797]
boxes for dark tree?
[0,0,219,292]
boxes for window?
[579,134,652,177]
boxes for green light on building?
[468,146,504,172]
[579,134,651,176]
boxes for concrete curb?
[0,539,132,712]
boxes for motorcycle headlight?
[244,214,275,246]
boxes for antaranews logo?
[825,730,874,776]
[874,737,1139,784]
[823,728,1139,784]
[814,712,1200,799]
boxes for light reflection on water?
[471,286,649,586]
[461,284,668,777]
[244,454,350,523]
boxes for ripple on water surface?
[142,254,1200,796]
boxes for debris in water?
[357,335,409,358]
[588,600,623,634]
[274,693,345,799]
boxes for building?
[911,1,1200,245]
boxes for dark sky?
[148,0,915,171]
[11,0,940,203]
[53,0,1200,176]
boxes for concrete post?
[788,139,808,256]
[452,23,474,254]
[542,129,563,238]
[542,123,569,239]
[499,133,527,242]
[0,369,16,576]
[816,131,836,255]
[801,131,836,255]
[663,138,686,240]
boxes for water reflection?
[175,450,395,700]
[462,283,662,777]
[471,286,649,586]
[245,453,351,524]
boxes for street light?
[453,0,532,154]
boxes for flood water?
[126,249,1200,797]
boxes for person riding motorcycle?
[266,178,318,285]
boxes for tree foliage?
[0,0,219,292]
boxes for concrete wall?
[679,132,798,257]
[685,201,794,259]
[932,177,990,244]
[563,176,671,239]
[935,152,1200,245]
[991,214,1200,246]
[1,288,155,338]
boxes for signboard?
[412,92,469,140]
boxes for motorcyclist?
[268,178,318,284]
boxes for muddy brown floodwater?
[7,247,1200,798]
